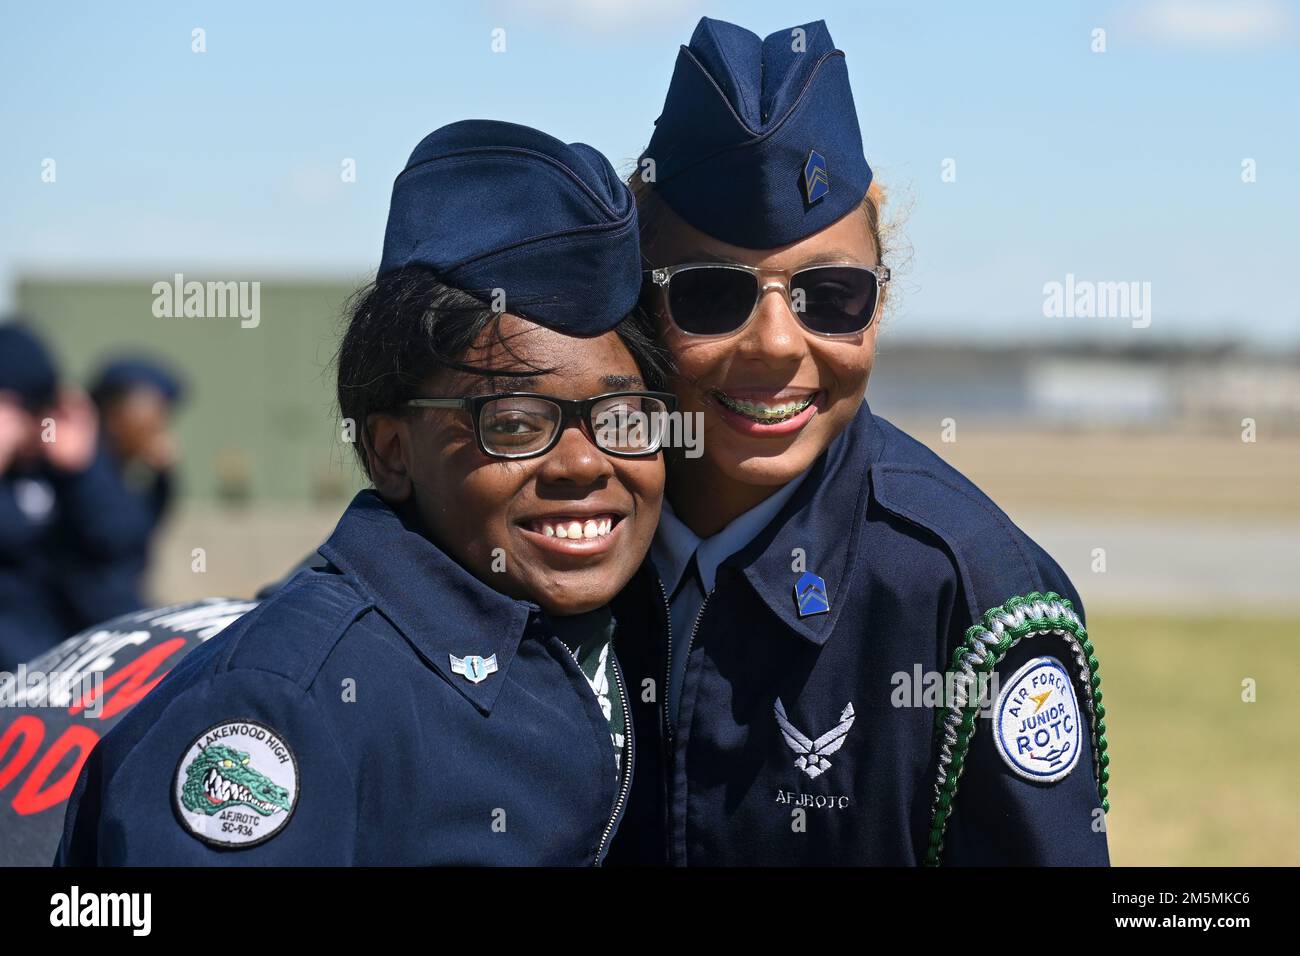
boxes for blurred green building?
[18,275,367,505]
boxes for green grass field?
[1092,609,1300,866]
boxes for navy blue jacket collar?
[318,490,537,713]
[718,402,879,646]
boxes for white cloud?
[1124,0,1296,49]
[287,166,342,206]
[504,0,701,32]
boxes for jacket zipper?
[662,583,713,740]
[659,574,713,866]
[657,577,674,741]
[593,649,634,865]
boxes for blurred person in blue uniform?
[82,356,186,614]
[56,120,673,865]
[607,18,1111,866]
[0,323,153,670]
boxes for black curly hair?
[335,267,668,478]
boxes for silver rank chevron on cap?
[803,149,830,204]
[774,699,856,779]
[450,653,498,684]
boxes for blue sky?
[2,0,1297,344]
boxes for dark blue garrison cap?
[91,357,186,405]
[0,322,59,409]
[379,119,641,336]
[642,18,873,249]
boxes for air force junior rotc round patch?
[993,657,1083,783]
[173,720,299,848]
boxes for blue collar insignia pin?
[803,149,829,204]
[450,653,498,684]
[794,571,830,617]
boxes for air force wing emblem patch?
[450,653,498,684]
[775,699,855,779]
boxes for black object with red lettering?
[0,599,257,865]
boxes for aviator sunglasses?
[642,262,890,338]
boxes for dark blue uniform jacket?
[0,441,154,670]
[55,491,632,865]
[607,403,1110,866]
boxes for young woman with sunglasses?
[608,18,1111,867]
[56,121,674,865]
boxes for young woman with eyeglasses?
[56,120,674,865]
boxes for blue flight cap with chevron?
[640,17,873,249]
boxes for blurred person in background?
[86,356,185,609]
[0,322,154,669]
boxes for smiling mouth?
[710,390,820,424]
[522,514,622,540]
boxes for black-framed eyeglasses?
[642,262,889,338]
[403,391,678,460]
